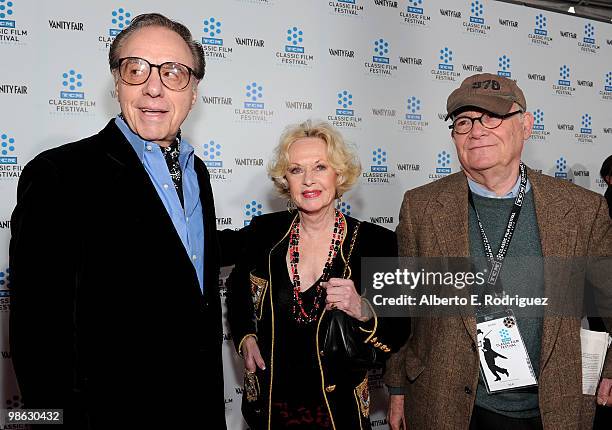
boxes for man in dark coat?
[9,13,227,429]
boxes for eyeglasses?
[449,110,523,134]
[116,57,195,91]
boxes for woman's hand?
[322,278,369,321]
[241,336,266,373]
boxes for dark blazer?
[9,120,227,429]
[227,211,408,430]
[384,167,612,430]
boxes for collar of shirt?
[114,115,195,174]
[467,171,531,199]
[114,115,205,293]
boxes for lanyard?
[468,162,528,289]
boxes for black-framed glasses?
[449,110,523,134]
[116,57,194,91]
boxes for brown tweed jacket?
[384,167,612,430]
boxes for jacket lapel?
[432,175,470,258]
[431,174,477,342]
[101,120,202,295]
[529,168,577,371]
[194,160,218,304]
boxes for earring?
[286,199,297,212]
[335,194,342,211]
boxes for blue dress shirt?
[467,169,531,199]
[115,116,205,293]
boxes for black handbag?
[320,221,381,371]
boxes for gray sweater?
[470,190,544,418]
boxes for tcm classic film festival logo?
[49,69,96,115]
[0,132,22,179]
[429,151,452,179]
[98,7,132,49]
[463,0,490,35]
[364,38,397,77]
[201,17,233,61]
[528,13,552,46]
[234,81,274,123]
[554,156,569,180]
[397,96,428,133]
[575,113,597,144]
[552,64,576,96]
[363,147,395,184]
[275,26,313,67]
[203,140,232,182]
[328,90,362,129]
[328,0,364,17]
[399,0,431,27]
[497,54,511,78]
[0,0,28,44]
[530,109,549,141]
[578,22,600,54]
[243,200,263,226]
[0,267,10,313]
[430,47,461,82]
[600,71,612,101]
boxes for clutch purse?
[320,221,381,371]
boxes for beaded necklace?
[289,210,345,325]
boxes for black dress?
[270,242,333,428]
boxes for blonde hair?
[268,120,361,198]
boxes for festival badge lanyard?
[471,163,538,394]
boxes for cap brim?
[446,95,514,121]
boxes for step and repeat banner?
[0,0,611,428]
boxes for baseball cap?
[445,73,526,120]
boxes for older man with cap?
[9,13,237,429]
[383,73,612,429]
